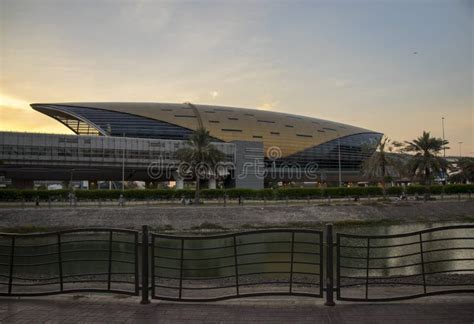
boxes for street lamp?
[69,169,74,189]
[458,142,463,158]
[338,137,342,187]
[122,133,126,191]
[441,117,446,157]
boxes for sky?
[0,0,472,156]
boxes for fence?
[336,224,474,302]
[0,225,472,304]
[150,229,323,302]
[0,228,139,297]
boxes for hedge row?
[0,184,472,201]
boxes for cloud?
[120,0,173,33]
[0,93,30,111]
[258,100,279,110]
[0,106,70,134]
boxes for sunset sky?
[0,0,472,156]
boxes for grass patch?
[190,222,227,231]
[332,218,403,227]
[72,295,87,300]
[151,224,175,232]
[0,225,55,233]
[458,215,474,223]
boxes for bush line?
[0,184,473,201]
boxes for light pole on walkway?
[338,137,342,187]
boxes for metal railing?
[0,224,472,304]
[150,229,323,302]
[336,225,474,301]
[0,228,139,297]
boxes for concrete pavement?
[0,294,473,323]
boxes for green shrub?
[75,190,122,200]
[0,190,19,201]
[225,188,259,199]
[444,184,474,194]
[20,189,69,201]
[275,188,322,199]
[323,186,383,197]
[404,185,444,195]
[386,186,404,195]
[429,185,444,195]
[1,184,473,202]
[405,185,426,195]
[200,189,226,199]
[255,188,275,199]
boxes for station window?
[221,129,242,132]
[174,115,197,118]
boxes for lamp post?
[122,134,125,191]
[338,137,342,187]
[441,117,446,157]
[69,169,74,189]
[458,142,463,158]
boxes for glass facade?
[271,132,382,171]
[32,103,382,176]
[41,105,203,141]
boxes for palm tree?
[362,136,404,197]
[449,157,474,183]
[175,127,225,204]
[403,131,449,197]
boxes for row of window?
[47,105,220,141]
[278,133,382,171]
[0,145,234,161]
[217,129,341,138]
[198,108,350,131]
[48,105,349,142]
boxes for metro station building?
[0,103,382,189]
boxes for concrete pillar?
[176,179,184,189]
[208,177,216,189]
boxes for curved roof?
[31,102,381,158]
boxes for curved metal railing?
[151,229,323,301]
[0,228,139,296]
[336,224,474,301]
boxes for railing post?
[325,224,335,306]
[107,230,113,291]
[233,235,240,296]
[140,225,150,304]
[289,232,295,293]
[57,233,63,292]
[8,236,15,295]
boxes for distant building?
[0,102,382,189]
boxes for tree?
[361,136,404,197]
[403,131,449,197]
[449,157,474,183]
[175,127,226,204]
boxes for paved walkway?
[0,294,473,323]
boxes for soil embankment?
[0,200,472,231]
